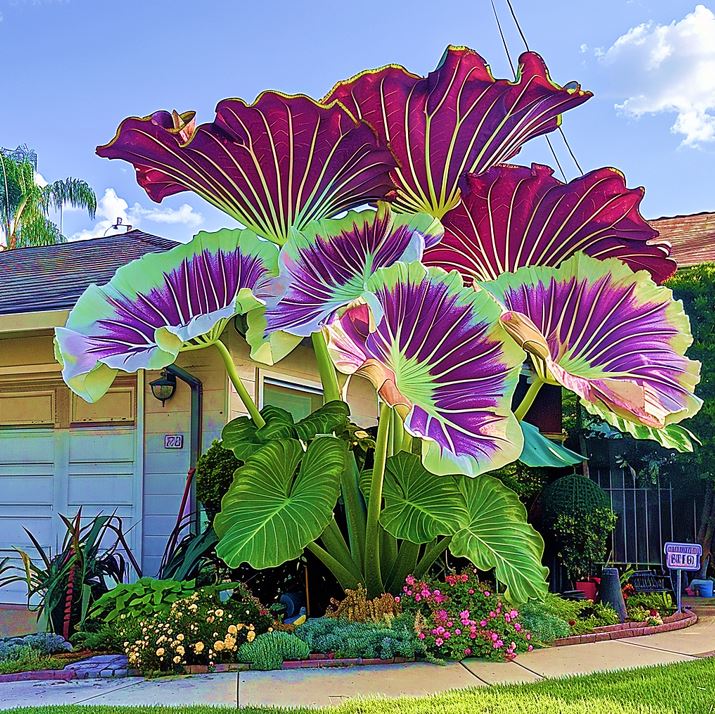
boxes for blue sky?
[2,0,713,242]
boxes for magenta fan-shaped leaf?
[324,262,524,477]
[325,46,591,218]
[264,204,443,337]
[481,253,702,431]
[424,163,676,284]
[55,229,278,402]
[96,93,397,245]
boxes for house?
[0,230,378,607]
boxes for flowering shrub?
[118,586,272,672]
[399,570,532,661]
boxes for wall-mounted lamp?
[150,370,177,406]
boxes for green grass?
[0,651,87,675]
[5,657,715,713]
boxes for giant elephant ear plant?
[55,46,702,603]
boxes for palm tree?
[0,152,97,249]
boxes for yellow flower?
[173,656,181,664]
[156,647,165,656]
[176,645,185,656]
[194,642,205,654]
[246,630,256,643]
[227,625,238,635]
[177,633,185,641]
[236,623,244,631]
[215,609,224,617]
[214,641,225,651]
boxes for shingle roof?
[0,230,177,316]
[650,212,715,268]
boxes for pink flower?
[496,640,504,648]
[480,620,487,627]
[491,632,499,641]
[405,575,416,586]
[468,589,475,594]
[464,648,472,656]
[510,641,516,649]
[514,623,522,632]
[444,631,451,639]
[528,645,533,652]
[484,591,491,597]
[434,594,446,604]
[459,610,470,619]
[435,638,444,646]
[526,633,532,641]
[469,632,477,639]
[394,596,400,603]
[414,594,421,602]
[489,611,496,618]
[455,629,461,635]
[436,626,445,635]
[510,610,518,619]
[418,632,425,640]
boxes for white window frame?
[257,372,323,410]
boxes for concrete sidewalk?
[1,608,713,710]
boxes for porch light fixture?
[150,370,177,406]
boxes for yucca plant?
[4,508,141,636]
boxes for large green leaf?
[450,475,549,603]
[582,402,700,453]
[519,422,586,467]
[294,401,351,441]
[214,438,346,569]
[378,453,468,544]
[221,401,351,459]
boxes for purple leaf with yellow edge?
[264,204,443,337]
[325,46,591,218]
[54,229,279,402]
[323,262,524,477]
[480,252,702,431]
[96,93,397,245]
[425,163,675,284]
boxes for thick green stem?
[320,519,362,582]
[214,340,265,427]
[514,378,544,421]
[306,542,361,592]
[380,528,398,583]
[340,453,366,572]
[386,540,421,592]
[413,536,452,579]
[364,402,391,596]
[311,332,341,404]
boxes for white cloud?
[598,4,715,147]
[70,188,203,241]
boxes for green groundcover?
[7,658,715,714]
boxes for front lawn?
[7,657,715,714]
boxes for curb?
[553,608,698,647]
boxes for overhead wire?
[503,0,585,176]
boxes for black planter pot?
[599,567,627,622]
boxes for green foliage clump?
[70,622,125,652]
[295,613,421,660]
[552,508,618,581]
[90,578,197,623]
[626,592,675,615]
[237,631,310,670]
[518,603,570,645]
[491,462,550,505]
[196,440,240,522]
[0,633,72,661]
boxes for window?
[262,377,322,421]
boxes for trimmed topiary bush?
[237,631,310,670]
[541,473,610,524]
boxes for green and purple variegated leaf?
[97,93,397,245]
[264,204,443,337]
[325,47,591,218]
[54,229,278,402]
[425,164,676,284]
[323,262,524,477]
[481,253,702,431]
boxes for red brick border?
[553,608,698,647]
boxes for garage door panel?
[0,477,53,504]
[0,432,54,461]
[68,429,135,462]
[67,476,135,507]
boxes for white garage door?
[0,425,142,605]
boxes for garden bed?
[553,608,697,646]
[0,610,699,683]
